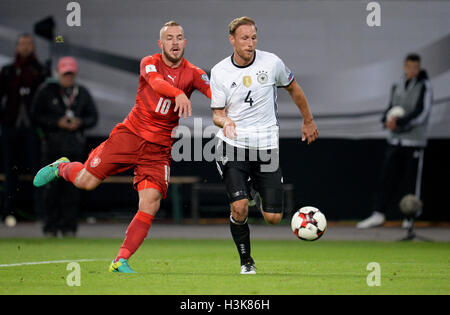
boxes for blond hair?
[228,16,257,35]
[160,20,184,39]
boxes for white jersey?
[210,50,294,150]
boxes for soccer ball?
[291,206,327,241]
[386,106,405,121]
[399,194,422,217]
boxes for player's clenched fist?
[223,118,237,139]
[302,119,318,144]
[174,93,192,118]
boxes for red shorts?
[84,124,172,198]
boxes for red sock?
[58,162,84,184]
[115,210,154,262]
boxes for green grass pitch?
[0,238,448,295]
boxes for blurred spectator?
[357,53,432,229]
[31,56,98,237]
[0,33,46,222]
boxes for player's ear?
[158,39,163,50]
[229,34,235,46]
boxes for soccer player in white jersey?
[210,17,318,274]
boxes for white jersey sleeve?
[210,68,227,109]
[274,56,294,87]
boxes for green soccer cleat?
[33,157,70,187]
[109,259,136,273]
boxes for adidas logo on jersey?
[230,82,237,89]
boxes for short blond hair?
[160,20,184,39]
[228,16,257,35]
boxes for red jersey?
[120,53,211,147]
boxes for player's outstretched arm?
[212,108,237,139]
[285,79,318,144]
[140,56,191,118]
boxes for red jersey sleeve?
[192,67,212,99]
[140,56,184,98]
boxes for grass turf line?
[0,238,448,295]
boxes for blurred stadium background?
[1,0,449,224]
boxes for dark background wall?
[75,137,450,222]
[2,137,448,222]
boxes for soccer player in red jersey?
[33,21,211,273]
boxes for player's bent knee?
[138,188,162,216]
[264,212,282,225]
[231,209,247,221]
[231,199,248,221]
[74,170,101,191]
[139,194,161,208]
[139,201,160,216]
[78,181,99,191]
[139,200,160,216]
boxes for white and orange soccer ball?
[291,206,327,241]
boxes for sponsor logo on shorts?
[90,157,101,168]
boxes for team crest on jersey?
[256,70,268,84]
[201,73,210,85]
[243,76,252,88]
[90,156,101,168]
